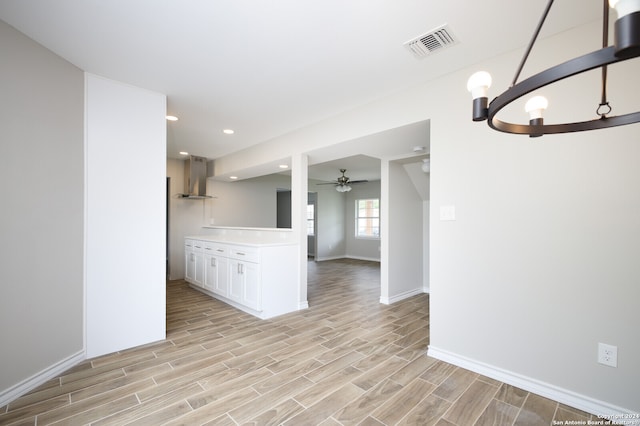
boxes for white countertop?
[186,234,297,247]
[187,225,297,247]
[201,225,292,232]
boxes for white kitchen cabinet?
[203,243,228,296]
[228,246,261,311]
[228,259,243,302]
[184,236,299,319]
[242,262,260,311]
[184,239,203,287]
[194,242,204,287]
[184,240,194,282]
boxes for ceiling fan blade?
[315,169,369,187]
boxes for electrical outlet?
[598,343,617,367]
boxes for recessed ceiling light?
[229,176,238,180]
[279,164,289,169]
[166,115,179,121]
[179,151,189,156]
[223,129,234,135]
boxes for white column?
[85,74,167,358]
[380,159,390,304]
[291,153,309,309]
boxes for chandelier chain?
[601,0,610,113]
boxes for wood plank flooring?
[1,258,599,425]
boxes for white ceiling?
[309,154,382,184]
[0,0,600,167]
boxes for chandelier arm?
[491,112,640,135]
[487,46,640,135]
[511,0,555,87]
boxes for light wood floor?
[1,258,598,425]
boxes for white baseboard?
[298,301,309,309]
[0,350,85,407]
[314,255,345,262]
[427,346,634,417]
[314,255,381,263]
[380,288,425,305]
[345,255,381,262]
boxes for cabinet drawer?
[203,242,228,256]
[229,247,260,263]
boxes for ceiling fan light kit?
[467,0,640,137]
[422,158,431,173]
[317,168,368,192]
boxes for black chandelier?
[467,0,640,137]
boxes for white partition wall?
[85,74,166,358]
[0,20,85,405]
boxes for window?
[307,203,315,236]
[355,198,380,238]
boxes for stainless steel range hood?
[180,155,213,199]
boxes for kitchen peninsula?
[184,226,300,319]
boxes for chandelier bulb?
[610,0,640,57]
[609,0,640,18]
[525,96,548,120]
[467,71,492,99]
[468,71,492,121]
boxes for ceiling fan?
[317,169,368,192]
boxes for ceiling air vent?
[404,24,458,59]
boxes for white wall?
[345,180,381,261]
[427,22,639,413]
[206,174,291,228]
[0,20,85,403]
[314,182,347,260]
[382,162,424,303]
[167,159,205,280]
[422,200,430,293]
[85,74,166,358]
[187,174,383,262]
[402,161,430,293]
[208,20,639,413]
[311,179,384,262]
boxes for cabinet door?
[228,260,243,302]
[242,261,261,311]
[193,251,204,287]
[214,255,229,296]
[203,254,216,291]
[185,249,195,283]
[205,254,228,296]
